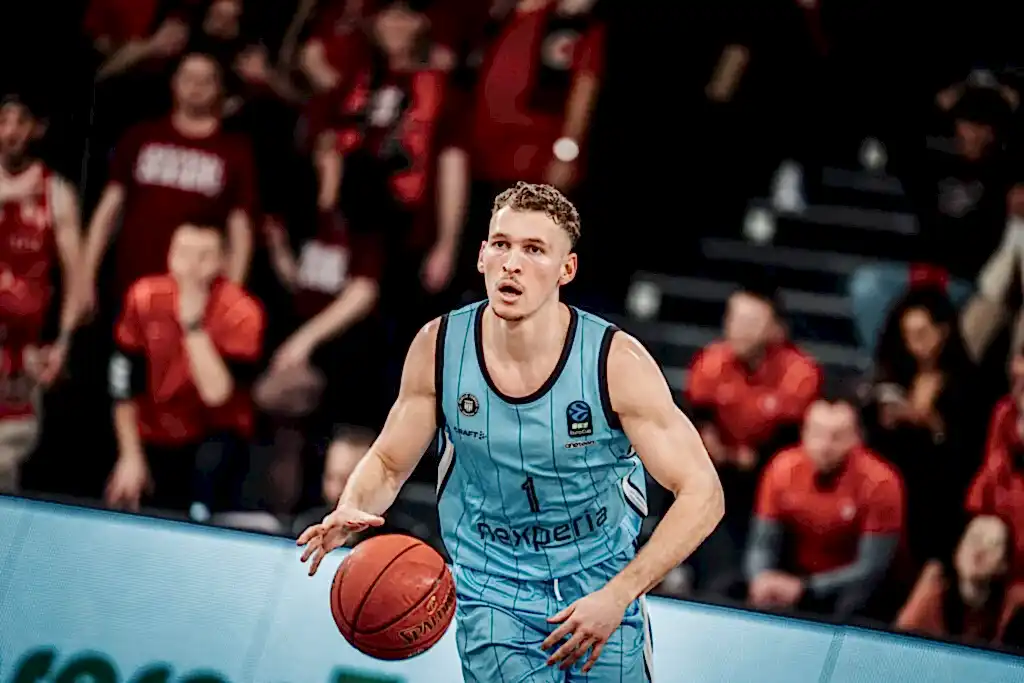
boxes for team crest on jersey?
[458,393,479,417]
[566,400,593,437]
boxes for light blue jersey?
[435,301,649,582]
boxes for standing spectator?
[849,82,1015,351]
[745,399,906,620]
[684,283,821,595]
[81,52,257,321]
[895,515,1023,645]
[314,0,467,339]
[104,223,264,513]
[863,287,988,567]
[964,349,1024,582]
[299,0,371,94]
[0,96,83,492]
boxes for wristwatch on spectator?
[183,318,204,334]
[553,137,580,163]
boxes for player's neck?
[486,301,568,363]
[171,110,219,138]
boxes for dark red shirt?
[107,118,257,298]
[966,397,1024,580]
[83,0,159,45]
[0,165,58,346]
[686,340,822,448]
[755,446,906,574]
[114,275,264,446]
[469,4,605,183]
[293,213,385,320]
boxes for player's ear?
[476,241,487,274]
[559,252,577,286]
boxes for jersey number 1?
[521,476,541,513]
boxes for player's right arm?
[298,318,441,575]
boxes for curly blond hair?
[491,181,581,246]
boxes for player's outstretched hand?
[296,505,385,576]
[542,587,630,672]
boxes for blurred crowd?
[1,0,1024,661]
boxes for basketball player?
[298,182,724,680]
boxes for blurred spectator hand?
[699,424,731,466]
[749,571,805,608]
[544,159,577,192]
[24,339,69,388]
[236,47,269,85]
[421,241,456,293]
[148,20,189,59]
[735,444,757,471]
[104,454,152,511]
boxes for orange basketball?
[330,534,456,660]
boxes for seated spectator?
[82,53,257,322]
[104,223,264,514]
[291,425,374,537]
[964,350,1024,582]
[253,212,388,506]
[745,399,905,620]
[0,95,83,492]
[848,80,1016,352]
[685,283,821,595]
[895,515,1023,645]
[862,287,987,567]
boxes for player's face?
[173,56,221,116]
[0,104,35,163]
[477,208,576,321]
[168,224,224,284]
[802,402,859,473]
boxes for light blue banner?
[0,496,1021,683]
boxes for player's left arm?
[50,175,83,339]
[603,332,725,604]
[544,332,724,672]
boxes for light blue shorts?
[453,552,653,682]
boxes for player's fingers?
[561,636,595,670]
[580,642,605,673]
[297,524,323,546]
[541,620,574,651]
[300,537,321,563]
[358,513,385,527]
[309,547,327,576]
[546,631,587,667]
[546,602,575,624]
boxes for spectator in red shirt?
[0,96,83,492]
[965,349,1024,581]
[687,284,822,471]
[746,399,906,619]
[895,514,1022,645]
[104,223,264,514]
[82,53,257,318]
[299,0,372,94]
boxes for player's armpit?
[339,318,441,515]
[602,332,725,603]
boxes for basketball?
[330,534,456,660]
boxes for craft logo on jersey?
[567,400,593,437]
[458,393,479,417]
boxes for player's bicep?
[609,333,720,498]
[372,319,441,478]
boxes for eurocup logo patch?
[567,400,593,437]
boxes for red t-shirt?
[0,165,58,345]
[114,275,264,446]
[755,446,906,575]
[966,397,1024,580]
[293,213,385,320]
[107,118,257,298]
[470,6,605,183]
[686,340,822,448]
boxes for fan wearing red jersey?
[81,53,257,317]
[104,223,264,513]
[0,96,83,493]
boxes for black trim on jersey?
[434,313,449,429]
[436,429,456,500]
[473,302,578,405]
[598,326,622,430]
